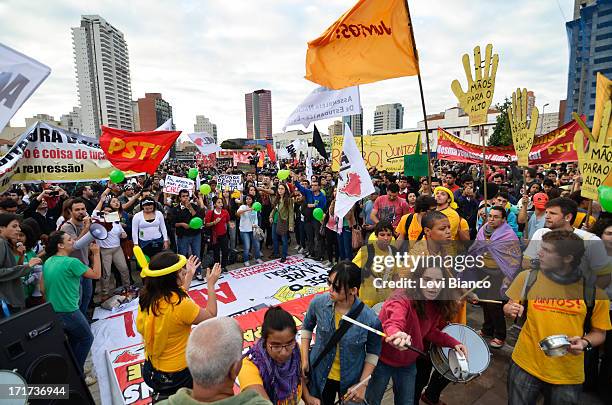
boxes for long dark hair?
[44,231,66,259]
[275,184,291,214]
[138,251,188,316]
[329,261,361,300]
[404,263,458,322]
[261,306,297,343]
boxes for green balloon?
[109,169,125,184]
[188,168,199,179]
[189,217,203,229]
[599,185,612,213]
[313,207,324,222]
[277,169,290,180]
[252,201,262,212]
[200,184,211,195]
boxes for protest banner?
[0,122,135,191]
[331,132,420,172]
[91,257,329,405]
[451,44,499,127]
[509,88,539,167]
[0,43,51,133]
[187,132,222,155]
[195,152,217,167]
[283,86,361,131]
[437,119,582,165]
[573,73,612,199]
[100,126,181,174]
[162,174,194,195]
[305,0,418,89]
[217,174,243,191]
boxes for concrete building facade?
[373,103,404,133]
[245,89,272,140]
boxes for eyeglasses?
[267,341,296,353]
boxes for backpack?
[403,213,425,241]
[362,243,398,280]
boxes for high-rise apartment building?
[373,103,404,133]
[72,15,133,137]
[526,91,536,117]
[136,93,172,131]
[342,108,363,136]
[194,115,218,142]
[245,89,272,140]
[328,120,343,137]
[60,107,82,134]
[565,0,612,126]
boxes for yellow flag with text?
[305,0,419,89]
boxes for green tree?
[487,97,513,146]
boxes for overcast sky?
[3,0,574,140]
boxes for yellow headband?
[433,186,458,210]
[134,245,187,278]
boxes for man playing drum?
[504,230,611,405]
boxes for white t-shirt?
[524,227,612,297]
[238,205,259,233]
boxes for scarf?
[468,222,522,291]
[247,339,301,404]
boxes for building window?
[597,20,612,29]
[594,55,612,64]
[596,32,612,41]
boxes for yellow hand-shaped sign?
[572,100,612,200]
[509,88,539,167]
[451,44,499,126]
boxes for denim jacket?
[302,293,382,398]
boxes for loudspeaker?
[0,303,95,404]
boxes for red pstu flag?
[100,126,181,174]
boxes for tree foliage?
[488,97,513,147]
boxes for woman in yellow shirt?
[136,248,221,401]
[239,306,304,405]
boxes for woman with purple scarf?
[238,306,304,405]
[468,205,522,349]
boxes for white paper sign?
[217,174,243,191]
[162,174,194,195]
[0,43,51,133]
[283,85,361,131]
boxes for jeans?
[321,379,341,405]
[240,231,261,262]
[79,277,92,318]
[325,227,339,263]
[177,234,202,261]
[272,222,288,258]
[337,226,353,260]
[366,361,417,405]
[507,360,581,405]
[58,310,94,373]
[212,233,228,268]
[305,220,322,258]
[296,219,306,249]
[228,221,237,250]
[482,301,507,340]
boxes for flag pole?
[404,0,432,185]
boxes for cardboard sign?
[451,44,499,126]
[162,174,194,195]
[509,88,539,167]
[217,174,243,191]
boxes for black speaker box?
[0,303,95,404]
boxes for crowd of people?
[0,156,610,405]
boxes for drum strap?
[519,269,596,333]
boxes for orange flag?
[305,0,419,89]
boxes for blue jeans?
[58,310,94,373]
[79,277,92,318]
[240,231,261,262]
[337,226,353,260]
[366,361,417,405]
[177,233,202,261]
[507,360,580,405]
[271,222,288,258]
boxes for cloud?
[3,0,574,140]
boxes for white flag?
[306,150,313,180]
[334,124,374,222]
[188,132,222,155]
[283,86,361,131]
[0,43,51,133]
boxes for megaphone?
[89,220,112,240]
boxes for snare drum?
[430,323,490,383]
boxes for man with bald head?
[157,317,271,404]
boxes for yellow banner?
[305,0,418,89]
[331,132,421,172]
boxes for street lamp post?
[539,103,549,135]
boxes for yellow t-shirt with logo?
[239,357,302,404]
[395,213,424,241]
[327,312,342,381]
[136,291,200,372]
[506,270,611,384]
[353,244,401,307]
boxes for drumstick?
[341,315,427,357]
[334,375,372,405]
[477,299,503,304]
[459,275,490,300]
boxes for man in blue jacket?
[294,176,327,261]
